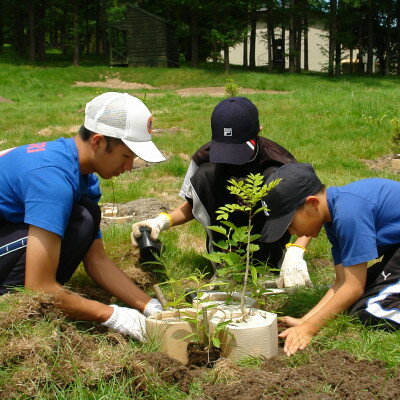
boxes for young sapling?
[204,173,280,319]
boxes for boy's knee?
[69,197,101,241]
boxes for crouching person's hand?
[278,322,315,356]
[102,305,146,342]
[131,213,172,246]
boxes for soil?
[361,154,400,173]
[74,77,156,90]
[204,349,400,400]
[73,77,289,97]
[2,291,400,399]
[175,87,289,97]
[100,197,170,228]
[187,342,222,367]
[0,96,13,103]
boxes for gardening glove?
[102,305,147,342]
[143,298,163,317]
[276,244,312,288]
[131,212,172,247]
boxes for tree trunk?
[36,0,46,61]
[96,1,100,54]
[397,0,400,75]
[28,1,36,62]
[303,15,308,71]
[249,3,257,70]
[243,33,248,69]
[281,0,286,71]
[266,6,274,72]
[190,8,199,67]
[366,0,374,74]
[357,17,364,73]
[14,3,27,56]
[61,8,67,55]
[296,23,301,73]
[385,15,391,75]
[334,0,341,75]
[224,43,230,72]
[328,0,337,76]
[72,2,79,66]
[288,0,296,73]
[100,0,107,56]
[349,47,353,74]
[212,41,218,64]
[335,42,341,75]
[0,0,3,52]
[85,0,90,55]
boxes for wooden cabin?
[110,4,179,68]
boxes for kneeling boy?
[261,163,400,356]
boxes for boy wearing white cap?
[0,92,164,340]
[132,97,312,288]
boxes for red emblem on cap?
[147,116,153,134]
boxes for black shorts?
[349,245,400,329]
[0,197,101,294]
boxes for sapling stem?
[202,307,209,348]
[152,284,168,308]
[240,213,253,321]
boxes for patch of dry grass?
[0,291,193,399]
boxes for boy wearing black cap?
[132,97,312,287]
[262,163,400,356]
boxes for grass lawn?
[1,49,400,399]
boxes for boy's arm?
[168,201,195,226]
[83,238,153,312]
[25,225,113,322]
[293,263,348,322]
[279,262,367,356]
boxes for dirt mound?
[37,124,80,137]
[74,77,155,90]
[1,292,400,398]
[204,349,400,400]
[72,79,288,97]
[0,291,192,399]
[361,154,400,174]
[101,198,170,229]
[136,352,193,393]
[176,87,289,97]
[0,96,13,103]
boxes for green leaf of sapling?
[208,225,227,235]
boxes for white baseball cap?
[84,92,165,162]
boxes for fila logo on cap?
[224,128,232,136]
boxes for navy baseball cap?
[261,163,323,243]
[210,97,260,165]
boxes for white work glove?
[131,213,172,247]
[276,245,312,288]
[102,305,146,342]
[143,298,163,317]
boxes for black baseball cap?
[209,97,260,165]
[261,163,323,243]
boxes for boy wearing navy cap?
[132,97,312,288]
[262,163,400,355]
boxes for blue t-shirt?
[324,179,400,266]
[0,138,101,238]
